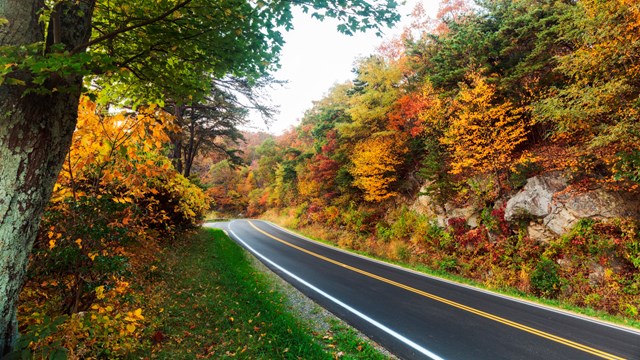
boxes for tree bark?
[0,0,94,355]
[0,80,83,357]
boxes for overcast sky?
[248,0,440,135]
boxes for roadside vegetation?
[14,99,208,358]
[6,0,640,357]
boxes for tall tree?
[180,93,248,178]
[343,55,403,138]
[350,134,407,202]
[441,73,528,179]
[0,0,400,353]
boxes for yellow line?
[247,221,626,360]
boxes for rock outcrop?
[504,172,640,239]
[414,171,640,243]
[504,172,567,221]
[543,188,640,235]
[411,184,480,228]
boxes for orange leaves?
[434,0,473,34]
[58,96,177,204]
[350,134,408,202]
[388,81,443,137]
[441,73,528,176]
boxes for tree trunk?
[0,83,82,356]
[170,105,184,174]
[183,117,197,178]
[0,0,94,355]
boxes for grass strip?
[139,228,387,359]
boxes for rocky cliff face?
[413,172,640,242]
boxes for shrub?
[18,98,208,356]
[29,195,135,315]
[467,176,499,207]
[613,149,640,183]
[530,257,561,298]
[438,257,459,273]
[388,240,411,261]
[376,222,394,242]
[447,217,468,238]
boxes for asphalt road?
[206,220,640,360]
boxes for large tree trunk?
[0,0,94,355]
[0,86,81,355]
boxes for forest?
[2,0,640,357]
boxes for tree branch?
[71,0,194,54]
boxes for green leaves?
[1,0,400,108]
[0,42,114,95]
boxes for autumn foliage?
[19,98,207,357]
[350,134,407,202]
[441,73,527,176]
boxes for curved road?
[206,220,640,360]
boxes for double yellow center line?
[248,221,625,360]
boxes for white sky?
[249,0,440,135]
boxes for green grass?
[139,228,387,359]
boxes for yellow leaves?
[510,151,541,173]
[124,308,144,322]
[126,323,136,333]
[95,286,106,300]
[47,231,62,250]
[112,197,133,204]
[350,134,408,202]
[75,238,83,249]
[57,97,177,206]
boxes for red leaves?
[151,330,165,344]
[387,93,428,137]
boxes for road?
[206,219,640,360]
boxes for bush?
[530,258,561,298]
[613,149,640,183]
[438,257,459,273]
[18,98,208,356]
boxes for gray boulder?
[505,172,568,221]
[543,188,640,234]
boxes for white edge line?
[254,220,640,337]
[227,220,445,360]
